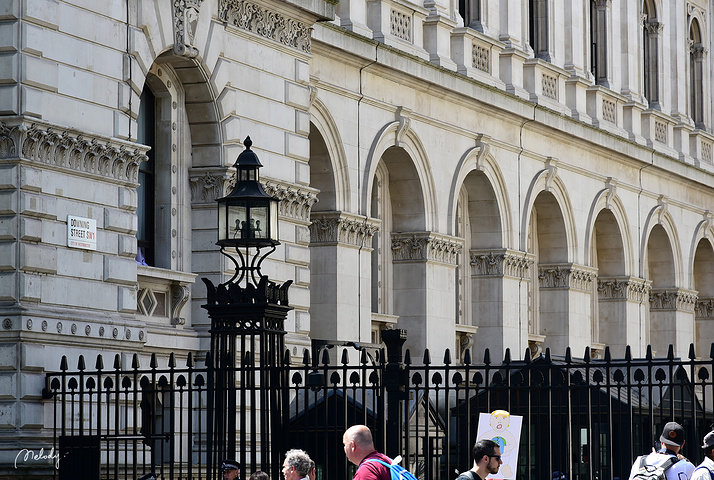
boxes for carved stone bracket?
[538,263,597,291]
[309,211,379,247]
[391,232,463,265]
[218,0,312,53]
[470,249,534,278]
[189,168,233,203]
[170,285,190,325]
[263,180,319,223]
[649,288,698,312]
[0,119,149,183]
[173,0,204,57]
[597,276,651,302]
[696,297,714,318]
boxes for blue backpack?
[364,458,419,480]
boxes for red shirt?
[354,451,392,480]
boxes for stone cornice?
[309,211,379,247]
[0,119,149,184]
[189,171,319,223]
[649,288,698,312]
[469,249,534,278]
[538,263,597,291]
[218,0,312,53]
[597,276,651,302]
[391,232,463,265]
[263,179,319,223]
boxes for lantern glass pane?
[269,202,278,242]
[227,204,248,240]
[249,204,268,240]
[218,202,227,242]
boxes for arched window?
[689,19,705,128]
[528,0,550,61]
[642,0,661,108]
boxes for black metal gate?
[44,338,714,480]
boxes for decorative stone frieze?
[538,263,597,291]
[189,169,233,203]
[173,0,204,57]
[218,0,312,53]
[597,276,651,302]
[649,288,698,312]
[696,298,714,318]
[0,120,149,183]
[309,211,379,247]
[391,232,463,265]
[469,249,534,278]
[263,180,319,223]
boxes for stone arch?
[691,223,714,357]
[448,144,513,247]
[521,164,578,262]
[584,188,634,275]
[309,98,351,212]
[362,121,437,231]
[689,219,714,290]
[640,205,682,285]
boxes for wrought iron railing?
[44,337,714,480]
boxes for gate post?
[382,328,407,458]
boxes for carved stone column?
[596,276,651,357]
[696,297,714,358]
[390,232,463,354]
[649,287,697,358]
[309,211,379,342]
[469,249,534,362]
[537,263,597,356]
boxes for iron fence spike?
[341,348,349,365]
[132,353,140,369]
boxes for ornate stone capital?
[309,211,379,247]
[470,249,534,278]
[218,0,311,53]
[189,168,233,203]
[649,288,698,312]
[391,232,463,265]
[696,297,714,318]
[1,119,149,183]
[644,21,663,36]
[597,276,651,302]
[263,180,319,223]
[538,263,597,291]
[173,0,204,57]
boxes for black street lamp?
[202,137,292,480]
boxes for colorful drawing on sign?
[476,410,522,480]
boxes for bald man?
[343,425,392,480]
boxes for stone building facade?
[1,0,714,474]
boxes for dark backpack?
[631,455,680,480]
[364,458,419,480]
